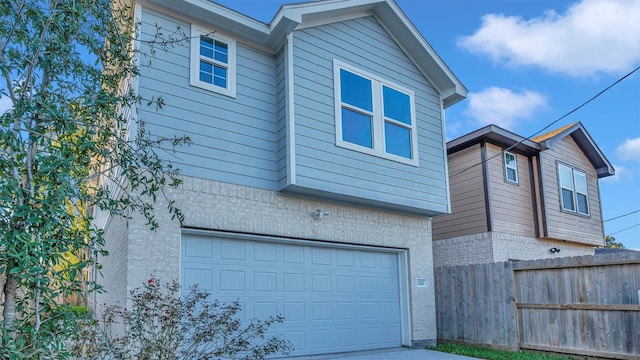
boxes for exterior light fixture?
[550,247,561,253]
[312,209,329,220]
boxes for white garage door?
[181,233,404,356]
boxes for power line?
[609,223,640,236]
[451,65,640,179]
[604,209,640,222]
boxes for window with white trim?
[190,24,236,97]
[558,163,589,215]
[334,60,418,166]
[504,151,518,184]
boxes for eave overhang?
[447,124,540,156]
[535,122,615,178]
[143,0,467,108]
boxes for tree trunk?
[2,271,18,334]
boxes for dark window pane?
[383,86,411,125]
[200,60,213,74]
[214,40,228,63]
[200,36,214,58]
[199,71,212,84]
[385,122,411,158]
[507,168,517,182]
[562,189,575,211]
[340,69,372,111]
[199,60,213,84]
[342,108,372,148]
[577,193,589,214]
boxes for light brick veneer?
[95,175,438,346]
[433,231,596,268]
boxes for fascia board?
[147,0,270,43]
[447,125,539,155]
[543,123,615,178]
[147,0,467,106]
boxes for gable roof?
[447,124,540,156]
[145,0,467,107]
[531,122,575,143]
[534,122,615,178]
[447,122,615,178]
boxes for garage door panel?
[181,234,403,356]
[220,239,246,260]
[254,242,277,262]
[283,245,304,263]
[183,236,214,258]
[182,268,213,290]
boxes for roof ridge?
[531,122,578,143]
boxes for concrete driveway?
[284,348,479,359]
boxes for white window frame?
[333,60,419,166]
[190,24,236,98]
[503,151,519,184]
[557,163,590,216]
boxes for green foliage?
[604,235,625,249]
[431,343,573,360]
[0,0,189,357]
[67,277,293,360]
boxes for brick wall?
[433,231,595,267]
[432,232,494,267]
[92,210,129,318]
[98,175,438,345]
[491,232,595,262]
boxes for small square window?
[190,24,236,97]
[504,151,518,184]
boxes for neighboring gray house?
[432,122,614,267]
[92,0,466,356]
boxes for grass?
[430,343,574,360]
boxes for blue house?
[93,0,466,356]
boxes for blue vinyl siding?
[137,8,278,190]
[137,7,449,215]
[284,16,449,214]
[275,47,288,189]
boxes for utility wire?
[604,209,640,222]
[451,65,640,179]
[609,223,640,236]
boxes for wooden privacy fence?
[434,251,640,359]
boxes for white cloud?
[0,95,12,114]
[457,0,640,76]
[616,138,640,163]
[464,87,548,129]
[445,121,464,141]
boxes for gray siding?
[432,144,487,240]
[486,143,536,237]
[137,7,278,190]
[539,136,604,245]
[285,16,448,215]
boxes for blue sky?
[211,0,640,249]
